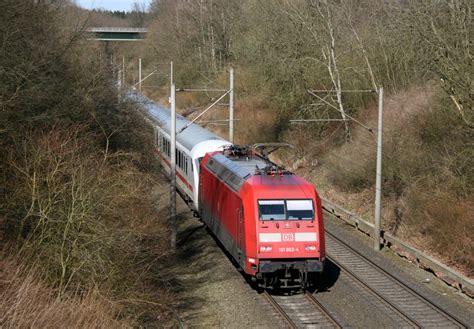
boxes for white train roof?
[129,92,229,152]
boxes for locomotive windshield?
[258,200,286,220]
[258,199,314,220]
[286,200,313,219]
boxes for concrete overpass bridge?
[87,27,147,41]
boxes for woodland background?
[0,0,472,326]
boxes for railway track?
[262,230,468,328]
[262,290,342,328]
[325,230,469,328]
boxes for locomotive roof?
[206,152,302,192]
[129,92,227,151]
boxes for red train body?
[134,94,325,288]
[199,146,325,288]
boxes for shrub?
[0,1,178,325]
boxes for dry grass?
[0,258,123,328]
[233,95,279,144]
[322,83,437,191]
[403,184,474,276]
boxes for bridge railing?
[86,27,148,33]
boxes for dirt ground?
[167,198,473,328]
[169,199,280,328]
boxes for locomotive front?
[241,173,326,289]
[198,145,326,290]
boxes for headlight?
[260,245,273,252]
[305,245,317,251]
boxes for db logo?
[282,233,294,241]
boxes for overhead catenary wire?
[171,67,234,142]
[290,119,350,122]
[307,89,375,134]
[176,88,227,92]
[198,119,240,123]
[132,68,161,89]
[201,123,229,126]
[177,89,231,134]
[286,85,386,252]
[310,89,376,93]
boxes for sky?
[75,0,151,12]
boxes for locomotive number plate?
[278,247,300,252]
[282,233,295,241]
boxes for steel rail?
[263,290,343,328]
[325,230,468,328]
[262,291,297,329]
[326,255,422,328]
[304,292,343,328]
[321,199,474,296]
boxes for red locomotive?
[134,93,325,289]
[199,145,325,289]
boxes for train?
[131,93,326,289]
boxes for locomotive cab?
[199,145,325,290]
[243,174,326,289]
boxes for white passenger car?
[130,93,231,211]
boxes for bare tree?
[317,0,351,140]
[281,0,351,139]
[341,0,378,91]
[402,0,473,127]
[130,1,148,27]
